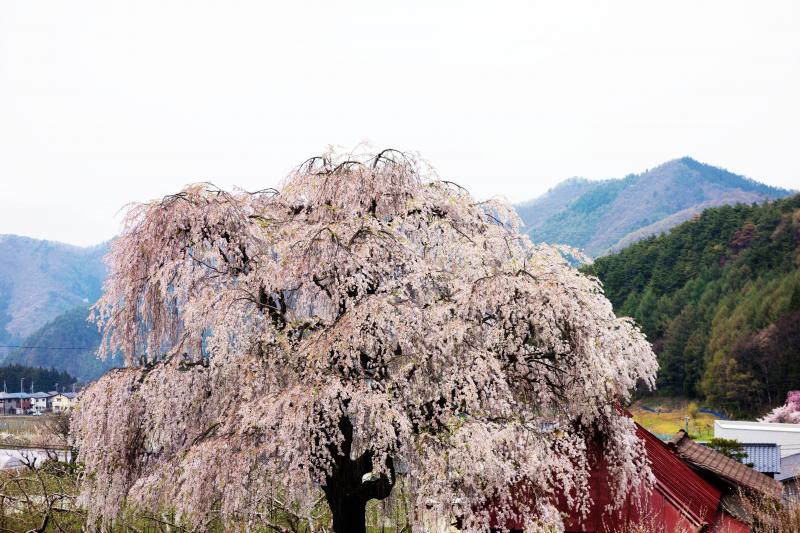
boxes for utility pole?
[20,378,24,393]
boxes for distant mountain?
[584,194,800,417]
[3,305,116,382]
[0,235,107,344]
[516,157,793,256]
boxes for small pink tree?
[72,149,657,532]
[761,391,800,423]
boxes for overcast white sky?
[1,1,799,246]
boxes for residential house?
[0,393,14,414]
[0,392,32,414]
[51,392,77,412]
[669,429,785,528]
[741,443,781,478]
[715,420,800,458]
[29,392,56,414]
[669,430,783,499]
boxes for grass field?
[0,415,46,444]
[630,397,717,441]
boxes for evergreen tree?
[584,194,800,416]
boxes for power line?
[0,344,96,351]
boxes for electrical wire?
[0,344,96,350]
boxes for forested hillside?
[517,157,792,256]
[585,194,800,416]
[3,306,115,382]
[0,364,77,393]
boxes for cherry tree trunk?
[324,487,368,533]
[322,417,394,533]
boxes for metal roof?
[0,392,31,399]
[498,418,750,532]
[637,424,723,528]
[556,423,728,532]
[29,392,55,399]
[741,443,781,474]
[0,391,64,400]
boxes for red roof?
[637,423,723,526]
[491,421,750,532]
[559,423,749,532]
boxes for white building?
[51,392,77,412]
[715,420,800,458]
[29,392,54,414]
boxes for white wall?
[715,420,800,458]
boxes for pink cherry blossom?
[72,148,657,532]
[761,391,800,423]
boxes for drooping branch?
[75,147,657,532]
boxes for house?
[669,430,783,500]
[0,392,32,414]
[29,392,56,414]
[715,420,800,458]
[740,443,781,478]
[493,423,752,532]
[563,425,751,532]
[50,392,77,412]
[0,393,14,414]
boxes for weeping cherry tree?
[761,391,800,423]
[72,149,657,532]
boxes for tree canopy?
[72,149,656,532]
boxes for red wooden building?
[556,424,750,532]
[494,423,758,532]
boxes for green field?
[630,397,717,441]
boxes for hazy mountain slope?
[584,194,800,417]
[515,177,602,229]
[607,188,769,254]
[0,235,107,343]
[517,158,793,256]
[3,305,116,382]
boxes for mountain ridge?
[0,234,108,344]
[0,159,793,382]
[515,157,794,256]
